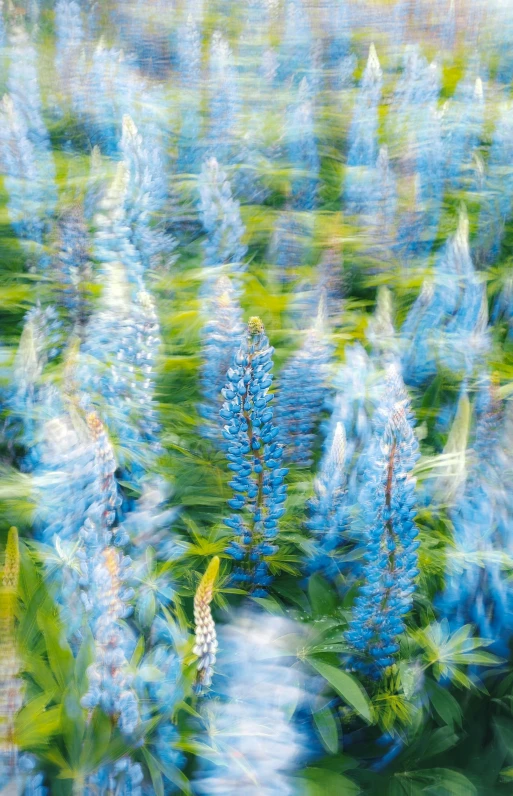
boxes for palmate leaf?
[409,620,502,685]
[15,694,61,748]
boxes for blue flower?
[439,378,513,652]
[476,100,513,261]
[344,44,383,218]
[198,158,247,274]
[177,14,202,173]
[389,47,442,259]
[306,421,350,580]
[208,32,239,164]
[286,78,319,211]
[345,365,420,674]
[221,317,287,595]
[401,208,489,387]
[274,303,331,467]
[199,276,245,445]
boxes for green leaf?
[307,659,372,723]
[16,700,61,748]
[313,705,339,754]
[298,767,360,795]
[427,680,462,728]
[415,767,477,795]
[423,726,460,759]
[308,574,337,617]
[142,749,165,796]
[36,610,74,691]
[494,716,513,757]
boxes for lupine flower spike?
[275,296,331,466]
[222,317,287,596]
[345,366,420,675]
[193,556,220,690]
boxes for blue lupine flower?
[476,100,513,261]
[270,211,310,277]
[79,42,140,156]
[208,32,239,164]
[440,379,513,652]
[325,343,376,492]
[134,642,185,788]
[3,27,56,262]
[199,276,244,445]
[344,44,382,219]
[366,286,399,366]
[54,205,91,328]
[286,78,319,211]
[279,0,313,87]
[177,14,202,173]
[198,158,247,274]
[78,159,163,482]
[120,114,177,273]
[8,306,62,448]
[373,146,397,244]
[0,93,55,266]
[54,0,84,99]
[84,757,143,795]
[274,303,331,467]
[195,610,309,795]
[121,478,183,561]
[345,365,420,674]
[444,74,484,195]
[389,47,442,259]
[306,421,350,579]
[401,208,489,387]
[7,26,55,161]
[221,317,287,596]
[78,412,139,735]
[323,0,352,87]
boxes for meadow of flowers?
[2,0,513,793]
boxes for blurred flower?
[345,366,420,674]
[199,276,244,446]
[275,298,331,467]
[195,610,309,795]
[198,157,247,275]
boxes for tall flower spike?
[177,14,202,173]
[286,78,319,211]
[221,317,287,596]
[444,73,484,195]
[344,43,382,218]
[208,32,239,164]
[193,556,220,689]
[274,298,331,467]
[345,366,420,675]
[79,413,138,735]
[306,422,350,580]
[439,379,513,651]
[476,100,513,261]
[390,48,442,258]
[198,158,247,275]
[401,208,488,387]
[199,276,245,445]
